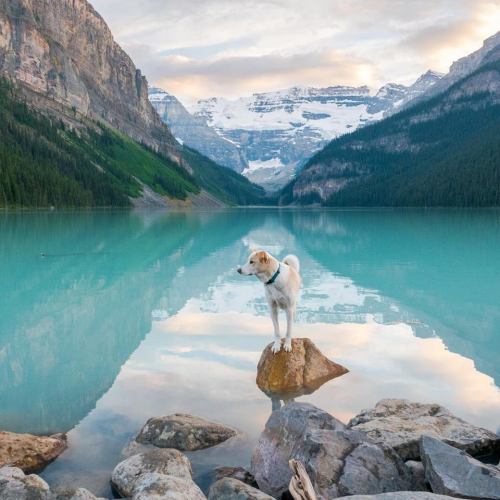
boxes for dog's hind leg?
[271,303,282,354]
[284,306,294,352]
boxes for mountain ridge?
[280,33,500,207]
[0,0,269,207]
[0,0,180,160]
[158,72,442,191]
[149,87,248,173]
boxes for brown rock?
[256,338,348,397]
[0,431,67,473]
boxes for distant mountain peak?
[148,86,248,173]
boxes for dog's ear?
[258,251,269,264]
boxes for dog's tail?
[283,254,300,273]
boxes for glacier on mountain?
[149,71,442,191]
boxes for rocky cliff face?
[149,87,247,172]
[399,31,500,111]
[0,0,178,159]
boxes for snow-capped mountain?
[380,70,444,115]
[149,71,442,192]
[149,88,247,173]
[185,85,385,190]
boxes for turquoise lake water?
[1,209,499,496]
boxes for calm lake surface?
[1,209,499,496]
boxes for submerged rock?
[256,338,348,397]
[110,448,192,497]
[213,466,258,488]
[251,402,412,499]
[0,466,51,499]
[420,435,500,499]
[0,431,67,473]
[348,399,500,461]
[136,414,237,451]
[208,477,273,499]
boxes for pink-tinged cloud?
[91,0,500,100]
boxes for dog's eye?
[249,260,254,264]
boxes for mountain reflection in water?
[0,209,498,497]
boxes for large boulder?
[256,338,348,397]
[420,435,500,499]
[0,466,102,500]
[136,414,237,451]
[348,399,499,461]
[0,466,51,499]
[251,402,413,499]
[132,472,206,500]
[110,448,193,497]
[208,477,274,499]
[0,431,67,473]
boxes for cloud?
[91,0,500,100]
[128,44,377,99]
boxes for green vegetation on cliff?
[0,80,268,208]
[0,79,198,207]
[181,146,267,205]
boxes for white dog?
[237,250,301,353]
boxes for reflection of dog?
[237,250,301,353]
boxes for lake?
[1,208,499,497]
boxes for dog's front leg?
[270,303,282,353]
[284,306,294,352]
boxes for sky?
[91,0,500,101]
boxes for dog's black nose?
[237,267,242,274]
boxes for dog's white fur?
[237,250,301,353]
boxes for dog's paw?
[284,338,292,352]
[272,340,282,354]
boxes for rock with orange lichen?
[256,338,348,397]
[0,431,67,473]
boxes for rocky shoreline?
[1,339,499,499]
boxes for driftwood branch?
[288,459,318,500]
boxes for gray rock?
[340,493,456,499]
[54,487,105,500]
[213,467,258,488]
[420,435,500,499]
[132,472,206,500]
[405,461,429,491]
[110,449,192,497]
[348,399,500,461]
[0,466,51,499]
[136,414,237,451]
[208,477,273,499]
[251,402,413,499]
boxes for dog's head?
[237,250,272,276]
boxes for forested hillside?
[181,146,266,205]
[282,58,500,207]
[0,80,269,208]
[0,80,199,207]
